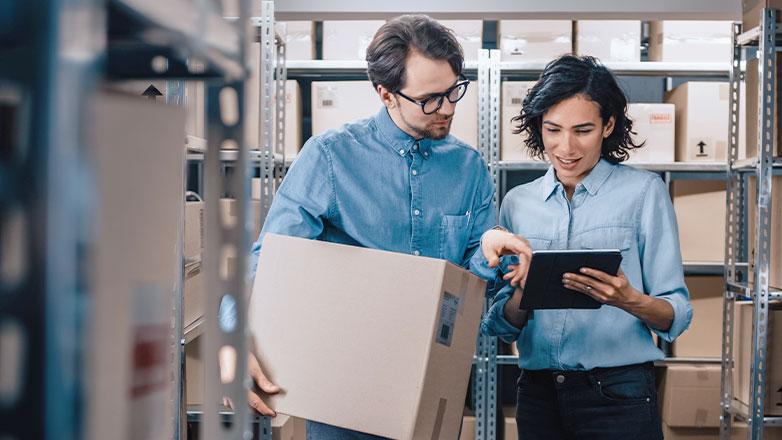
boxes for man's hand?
[219,350,280,417]
[481,228,533,287]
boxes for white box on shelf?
[664,82,729,162]
[500,81,540,162]
[626,103,675,163]
[647,21,733,63]
[439,20,483,61]
[279,21,315,60]
[311,81,380,136]
[575,20,641,62]
[322,20,386,60]
[450,78,479,148]
[498,20,573,62]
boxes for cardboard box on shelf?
[439,20,483,61]
[733,301,782,416]
[503,406,517,440]
[498,20,572,62]
[742,0,782,30]
[272,414,295,440]
[275,80,303,159]
[279,21,315,60]
[184,337,202,405]
[292,416,307,440]
[647,21,732,63]
[664,81,729,162]
[574,20,640,62]
[248,234,486,439]
[730,421,782,439]
[85,92,184,440]
[658,364,722,428]
[183,261,203,329]
[670,180,726,263]
[461,408,476,440]
[745,55,782,159]
[185,201,205,261]
[661,423,719,440]
[671,276,725,358]
[219,198,263,242]
[311,81,380,136]
[626,103,675,163]
[501,81,540,161]
[185,81,206,141]
[450,78,479,148]
[747,176,782,290]
[322,20,386,60]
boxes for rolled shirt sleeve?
[638,175,693,342]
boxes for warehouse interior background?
[1,0,781,439]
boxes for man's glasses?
[394,75,470,115]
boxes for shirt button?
[556,375,565,383]
[412,170,418,176]
[413,144,418,150]
[399,149,404,155]
[414,209,420,216]
[414,250,420,256]
[424,152,429,156]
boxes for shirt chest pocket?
[439,214,470,264]
[573,227,634,269]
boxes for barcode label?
[511,98,522,105]
[321,99,334,107]
[435,291,460,347]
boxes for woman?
[472,55,692,439]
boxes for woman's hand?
[561,267,638,307]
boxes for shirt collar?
[541,158,615,201]
[373,107,433,159]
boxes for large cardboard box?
[745,56,782,159]
[279,21,314,60]
[658,365,722,428]
[439,20,483,61]
[734,301,782,416]
[322,20,386,60]
[661,423,719,440]
[648,21,732,63]
[248,234,486,439]
[670,180,726,263]
[671,276,725,358]
[461,409,476,440]
[747,176,782,290]
[742,0,782,30]
[450,78,479,148]
[501,81,539,161]
[574,21,640,62]
[731,421,782,439]
[626,103,675,163]
[503,406,517,440]
[665,82,729,162]
[311,81,379,135]
[498,20,572,62]
[85,92,184,440]
[185,337,202,405]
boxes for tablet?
[518,249,622,310]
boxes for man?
[222,15,498,438]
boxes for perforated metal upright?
[721,8,782,439]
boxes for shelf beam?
[274,0,740,20]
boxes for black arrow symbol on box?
[142,85,163,101]
[778,385,782,406]
[697,141,707,155]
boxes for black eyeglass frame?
[393,74,470,115]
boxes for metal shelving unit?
[720,13,782,439]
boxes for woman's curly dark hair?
[512,55,643,164]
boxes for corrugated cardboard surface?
[658,365,722,427]
[665,82,729,162]
[503,406,517,440]
[734,301,782,416]
[671,276,724,358]
[575,20,641,62]
[85,92,184,440]
[670,180,726,263]
[742,0,782,29]
[747,176,782,290]
[647,21,732,63]
[498,20,573,62]
[248,234,486,439]
[626,103,675,163]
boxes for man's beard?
[399,112,453,141]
